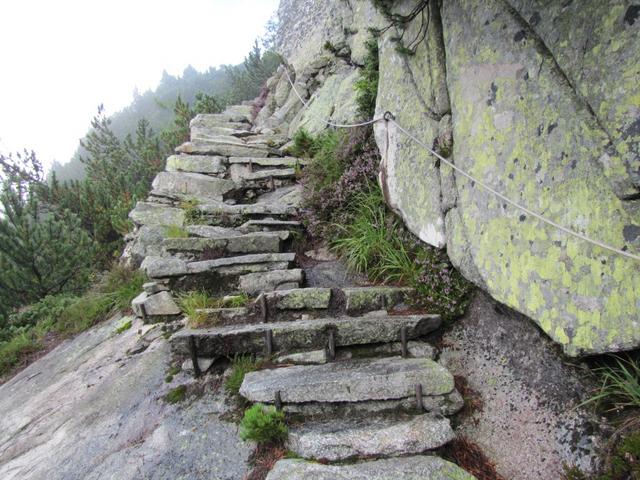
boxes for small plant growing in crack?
[239,403,288,443]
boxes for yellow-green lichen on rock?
[442,0,640,356]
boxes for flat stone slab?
[141,253,295,279]
[190,113,250,129]
[172,313,440,359]
[151,171,235,201]
[229,157,309,167]
[266,456,475,480]
[239,269,304,295]
[131,291,181,321]
[192,307,250,327]
[186,253,296,274]
[185,225,243,238]
[343,286,414,313]
[176,141,272,158]
[239,219,303,232]
[198,200,297,217]
[163,231,289,255]
[288,414,454,461]
[165,154,227,174]
[240,357,454,404]
[263,288,331,310]
[242,168,296,181]
[129,202,185,226]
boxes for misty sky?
[0,0,279,169]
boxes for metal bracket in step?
[189,335,202,377]
[264,329,273,357]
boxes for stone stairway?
[125,104,475,479]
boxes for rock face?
[275,0,640,356]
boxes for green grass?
[239,403,288,443]
[164,224,189,238]
[331,185,419,284]
[178,291,249,328]
[0,265,146,378]
[582,355,640,411]
[164,385,188,404]
[225,354,259,394]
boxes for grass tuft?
[164,385,187,404]
[582,355,640,411]
[225,354,259,394]
[114,318,133,334]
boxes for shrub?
[240,403,288,443]
[225,354,259,394]
[289,128,317,158]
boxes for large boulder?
[371,0,640,356]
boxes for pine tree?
[0,175,94,317]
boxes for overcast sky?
[0,0,279,169]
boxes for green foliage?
[300,127,472,320]
[0,331,41,378]
[354,38,379,119]
[225,355,259,394]
[164,385,188,404]
[288,128,317,158]
[179,198,207,226]
[239,403,288,443]
[0,164,94,315]
[165,225,189,239]
[301,129,346,191]
[582,355,640,411]
[224,42,281,105]
[0,266,145,377]
[332,186,419,284]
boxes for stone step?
[170,313,440,358]
[287,414,454,461]
[131,290,181,323]
[240,357,454,405]
[266,456,475,480]
[165,154,227,175]
[190,113,251,129]
[261,288,332,311]
[238,168,297,182]
[191,127,254,141]
[273,340,436,365]
[191,307,250,327]
[239,219,303,233]
[142,252,296,279]
[176,140,276,158]
[342,286,414,314]
[162,231,290,256]
[185,225,244,238]
[239,269,305,295]
[129,202,186,227]
[229,157,309,168]
[151,171,235,201]
[196,200,298,220]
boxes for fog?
[0,0,279,169]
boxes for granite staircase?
[125,103,475,479]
